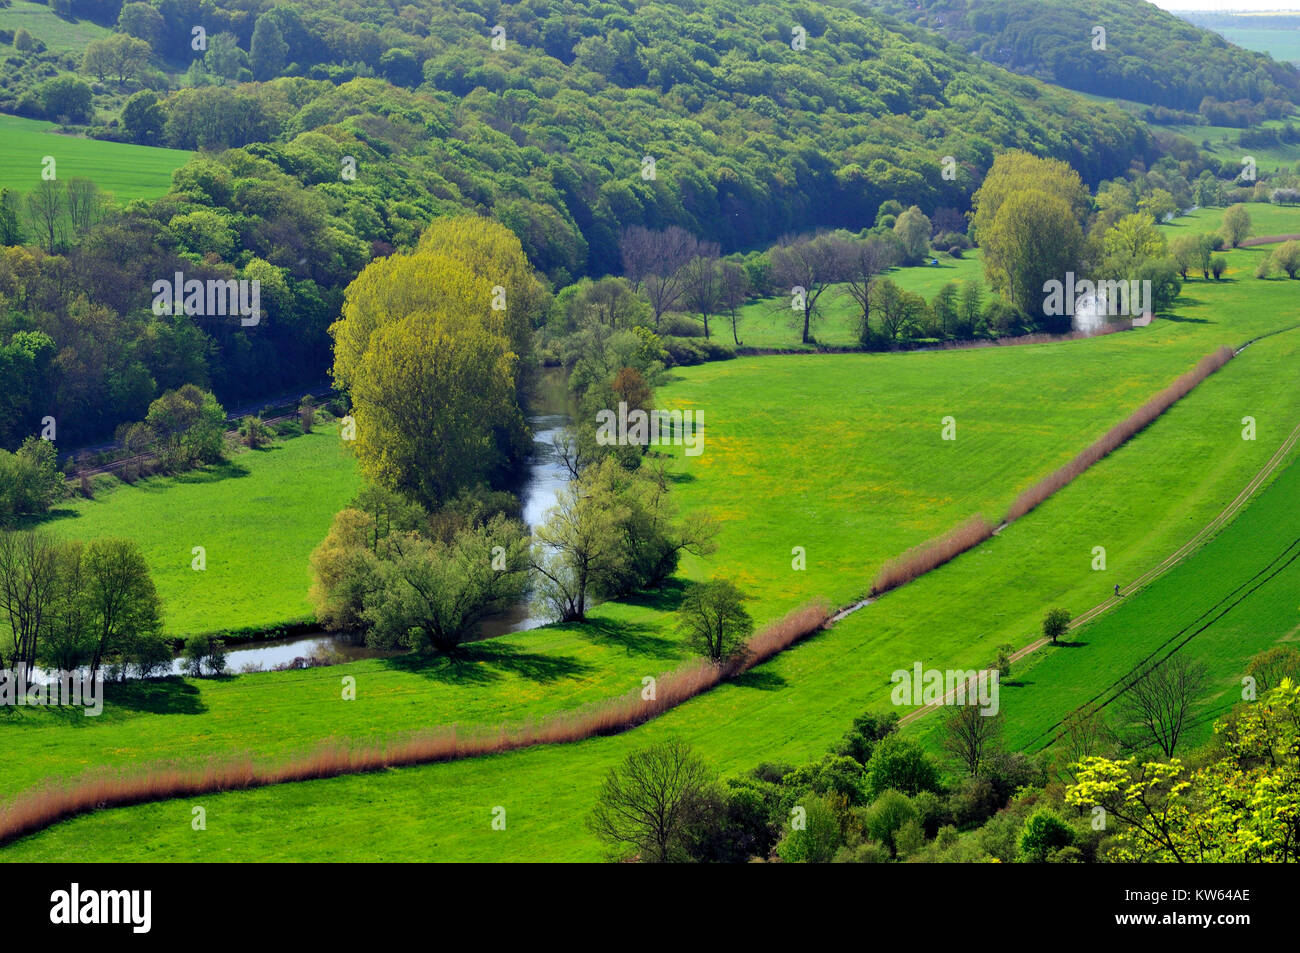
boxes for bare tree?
[1058,703,1112,781]
[25,179,65,252]
[768,232,844,345]
[618,225,704,327]
[680,252,721,338]
[832,235,897,343]
[719,260,749,346]
[1117,655,1209,757]
[942,702,1002,776]
[588,738,713,862]
[0,530,63,676]
[65,177,103,236]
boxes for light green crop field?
[1148,119,1300,170]
[39,424,361,637]
[931,449,1300,762]
[5,231,1300,859]
[0,1,111,53]
[0,115,191,202]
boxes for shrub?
[777,793,843,863]
[864,736,942,799]
[1017,808,1075,862]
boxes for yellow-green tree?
[415,215,549,383]
[971,152,1090,323]
[1066,679,1300,862]
[330,216,544,509]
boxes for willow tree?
[972,151,1091,324]
[330,216,545,509]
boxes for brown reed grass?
[1003,347,1233,523]
[0,600,831,846]
[870,515,996,596]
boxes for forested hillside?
[863,0,1300,113]
[0,0,1155,448]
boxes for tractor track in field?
[895,407,1300,729]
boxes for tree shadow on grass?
[381,641,594,686]
[729,668,788,691]
[1158,313,1211,323]
[104,677,206,715]
[579,616,681,659]
[162,460,251,488]
[617,578,689,614]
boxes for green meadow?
[965,450,1300,761]
[718,251,984,350]
[0,115,191,202]
[0,1,111,53]
[5,231,1300,859]
[40,424,361,637]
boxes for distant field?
[1163,203,1300,243]
[0,1,110,53]
[0,115,190,202]
[1209,27,1300,64]
[1148,118,1300,170]
[717,250,984,349]
[39,424,361,637]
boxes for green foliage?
[0,437,64,520]
[1016,808,1075,862]
[777,793,843,863]
[676,578,753,662]
[864,735,942,799]
[38,75,93,123]
[1042,607,1070,644]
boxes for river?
[175,366,575,674]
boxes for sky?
[1148,1,1300,11]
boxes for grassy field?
[0,321,1233,801]
[965,450,1300,761]
[0,115,191,202]
[0,1,110,53]
[1164,203,1300,243]
[9,323,1298,860]
[718,251,983,349]
[4,209,1299,861]
[39,425,361,636]
[6,235,1300,858]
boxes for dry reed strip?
[870,515,996,596]
[1004,347,1234,524]
[0,601,830,846]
